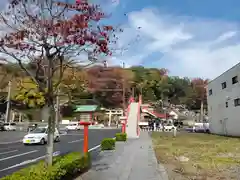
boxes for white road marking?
[0,151,60,172]
[0,150,38,162]
[0,138,112,172]
[87,136,114,152]
[63,134,84,136]
[0,150,18,155]
[0,140,22,145]
[88,145,100,152]
[68,139,83,143]
[0,155,45,172]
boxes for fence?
[140,127,176,132]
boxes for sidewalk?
[77,132,168,180]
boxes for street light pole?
[5,81,11,123]
[132,87,135,100]
[122,62,126,115]
[55,88,60,130]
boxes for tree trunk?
[45,54,55,166]
[45,104,55,166]
[55,89,60,130]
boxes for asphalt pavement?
[0,131,27,144]
[0,129,120,178]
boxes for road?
[0,129,120,178]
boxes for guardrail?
[13,123,118,131]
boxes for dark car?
[174,121,183,128]
[0,121,4,131]
[27,123,38,132]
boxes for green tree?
[60,67,91,102]
[130,66,168,102]
[14,89,45,109]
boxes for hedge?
[101,138,115,150]
[0,152,91,180]
[115,133,127,141]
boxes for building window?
[221,82,227,89]
[225,102,228,108]
[232,76,238,84]
[234,98,240,106]
[209,89,212,95]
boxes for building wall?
[207,63,240,136]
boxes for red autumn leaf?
[0,0,121,58]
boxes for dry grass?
[152,132,240,180]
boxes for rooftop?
[74,105,98,112]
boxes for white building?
[207,63,240,136]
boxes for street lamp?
[122,62,126,115]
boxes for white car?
[23,127,60,145]
[4,122,17,131]
[66,123,81,130]
[98,124,105,128]
[163,125,177,132]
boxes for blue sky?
[98,0,240,79]
[1,0,240,79]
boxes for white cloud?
[111,8,240,79]
[215,31,237,42]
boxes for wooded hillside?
[0,62,208,110]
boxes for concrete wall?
[207,62,240,136]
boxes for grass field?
[152,132,240,180]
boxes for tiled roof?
[74,105,98,112]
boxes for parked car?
[27,123,38,132]
[98,123,105,128]
[66,123,81,130]
[185,123,210,133]
[163,124,177,131]
[173,121,183,128]
[22,126,60,145]
[4,122,17,131]
[0,122,4,131]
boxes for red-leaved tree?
[87,66,127,108]
[0,0,117,165]
[191,78,209,121]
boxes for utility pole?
[200,100,204,122]
[55,88,60,130]
[132,87,135,100]
[122,62,126,115]
[5,81,11,123]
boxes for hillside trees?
[191,78,208,119]
[131,66,169,102]
[87,66,133,108]
[0,0,117,165]
[60,67,90,102]
[9,64,209,113]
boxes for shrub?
[101,138,115,150]
[0,152,91,180]
[115,133,127,141]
